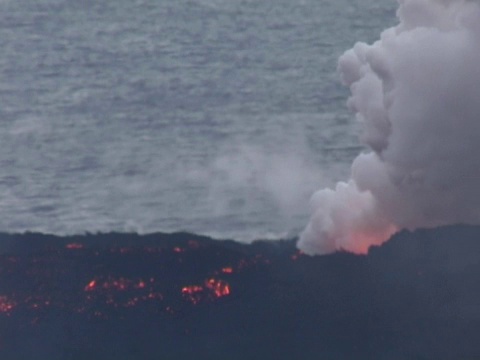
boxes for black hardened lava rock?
[1,225,480,359]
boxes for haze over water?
[0,0,396,240]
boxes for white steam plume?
[298,0,480,255]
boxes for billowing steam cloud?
[298,0,480,255]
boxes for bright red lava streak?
[181,279,231,304]
[0,240,274,319]
[65,243,84,250]
[0,296,16,315]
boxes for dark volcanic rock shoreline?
[1,226,480,359]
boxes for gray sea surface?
[0,0,397,240]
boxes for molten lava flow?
[347,228,397,255]
[181,285,204,305]
[181,278,231,304]
[84,280,96,291]
[84,277,147,292]
[205,278,230,298]
[0,296,16,315]
[182,285,204,294]
[103,278,128,291]
[80,276,166,311]
[65,243,84,250]
[0,237,279,321]
[221,267,233,274]
[290,250,304,261]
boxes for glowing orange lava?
[0,296,16,314]
[65,243,84,249]
[84,277,148,292]
[348,225,398,255]
[182,285,204,294]
[0,241,276,320]
[103,278,128,291]
[181,278,231,304]
[290,250,304,261]
[181,285,204,305]
[84,280,97,291]
[81,276,166,311]
[221,267,233,274]
[205,278,230,298]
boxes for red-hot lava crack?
[0,235,297,321]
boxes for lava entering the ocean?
[2,229,480,359]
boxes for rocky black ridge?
[1,225,480,359]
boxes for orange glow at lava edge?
[347,225,398,254]
[81,274,232,309]
[181,278,231,304]
[205,278,230,297]
[290,250,304,261]
[80,277,166,311]
[84,280,97,291]
[181,285,204,305]
[84,277,148,292]
[182,285,204,295]
[221,267,234,274]
[65,243,84,250]
[0,296,16,314]
[0,246,265,317]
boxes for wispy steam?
[208,144,324,217]
[299,0,480,255]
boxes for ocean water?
[0,0,396,240]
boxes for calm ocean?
[0,0,396,240]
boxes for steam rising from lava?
[299,0,480,255]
